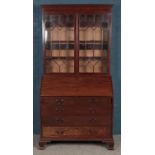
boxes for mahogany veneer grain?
[39,5,114,150]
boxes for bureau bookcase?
[39,5,114,150]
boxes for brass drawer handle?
[56,107,64,112]
[88,129,96,134]
[55,98,64,102]
[89,118,97,123]
[60,99,64,102]
[89,108,96,114]
[56,102,64,106]
[56,130,64,135]
[55,98,64,105]
[55,118,64,124]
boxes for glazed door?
[79,14,111,73]
[42,11,111,74]
[43,14,75,73]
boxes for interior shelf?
[45,41,108,50]
[45,22,108,28]
[45,57,107,60]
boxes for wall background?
[33,0,121,134]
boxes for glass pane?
[79,14,109,73]
[44,14,74,73]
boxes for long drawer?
[42,115,111,126]
[41,97,112,116]
[42,126,111,138]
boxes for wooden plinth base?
[39,138,114,150]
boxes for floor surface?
[33,135,121,155]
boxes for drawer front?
[42,126,111,138]
[41,97,111,115]
[76,97,111,105]
[42,116,111,126]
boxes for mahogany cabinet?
[39,5,114,150]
